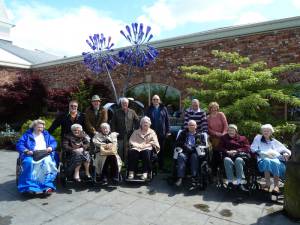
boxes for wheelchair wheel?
[200,162,209,190]
[216,167,223,188]
[16,158,21,185]
[59,173,67,187]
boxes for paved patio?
[0,149,298,225]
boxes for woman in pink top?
[207,102,228,149]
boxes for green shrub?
[181,50,300,148]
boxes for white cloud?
[292,0,300,9]
[6,0,274,57]
[8,2,127,57]
[138,0,272,31]
[235,12,267,25]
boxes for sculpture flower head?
[82,33,118,74]
[119,23,158,67]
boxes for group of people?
[173,100,291,194]
[16,95,291,195]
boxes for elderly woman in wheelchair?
[218,124,250,191]
[174,120,209,187]
[16,119,58,195]
[62,124,91,182]
[93,123,122,185]
[251,124,291,194]
[127,116,160,181]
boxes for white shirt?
[250,134,291,161]
[33,132,47,150]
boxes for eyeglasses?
[152,99,159,101]
[70,105,78,108]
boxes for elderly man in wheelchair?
[173,120,209,188]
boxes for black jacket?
[48,112,85,138]
[175,129,203,154]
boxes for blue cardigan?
[16,129,57,159]
[146,104,170,137]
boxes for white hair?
[188,120,197,126]
[71,124,83,131]
[228,124,238,131]
[261,124,274,133]
[100,123,111,130]
[152,95,160,100]
[120,97,129,104]
[191,99,200,105]
[140,116,152,126]
[30,119,45,128]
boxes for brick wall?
[2,27,300,107]
[31,28,300,100]
[0,66,31,86]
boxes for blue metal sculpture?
[119,23,159,96]
[119,23,158,67]
[82,33,119,102]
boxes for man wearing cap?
[85,95,108,137]
[218,124,250,191]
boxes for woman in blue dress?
[251,124,291,193]
[16,119,58,195]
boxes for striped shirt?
[183,108,208,133]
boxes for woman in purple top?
[218,124,250,191]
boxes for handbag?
[33,150,49,161]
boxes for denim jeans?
[177,152,199,178]
[223,157,245,181]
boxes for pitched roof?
[0,40,60,64]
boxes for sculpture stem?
[104,64,118,103]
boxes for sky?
[4,0,300,57]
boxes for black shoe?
[237,184,248,192]
[191,177,197,186]
[227,182,234,190]
[175,178,182,187]
[111,178,119,186]
[101,177,108,185]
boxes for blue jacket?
[16,129,57,159]
[146,104,170,137]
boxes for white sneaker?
[141,173,148,180]
[128,171,134,179]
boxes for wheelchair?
[124,149,158,184]
[215,151,253,191]
[59,149,96,187]
[16,157,21,185]
[16,153,59,195]
[246,153,288,201]
[215,151,287,201]
[172,131,211,191]
[93,146,123,186]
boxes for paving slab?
[0,149,298,225]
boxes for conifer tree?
[181,50,300,143]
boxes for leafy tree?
[0,75,46,125]
[181,50,300,144]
